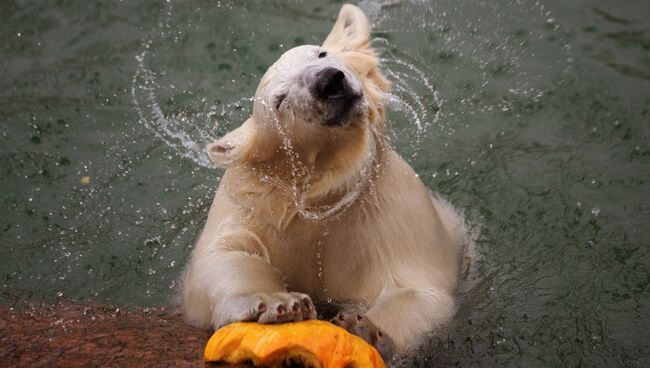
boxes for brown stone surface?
[0,300,213,367]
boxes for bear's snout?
[310,67,362,126]
[313,67,347,100]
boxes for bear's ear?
[207,117,257,168]
[323,4,372,54]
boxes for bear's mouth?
[322,92,362,127]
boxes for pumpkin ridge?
[204,320,385,368]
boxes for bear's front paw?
[222,292,317,325]
[331,312,396,361]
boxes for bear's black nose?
[313,67,347,100]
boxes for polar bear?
[181,4,469,359]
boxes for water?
[1,0,648,366]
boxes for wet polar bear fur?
[182,4,469,357]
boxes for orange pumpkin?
[204,320,385,368]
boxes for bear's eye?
[318,51,327,58]
[274,93,287,110]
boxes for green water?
[1,0,648,366]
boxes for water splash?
[131,45,214,168]
[130,0,574,221]
[130,1,250,170]
[368,0,574,157]
[377,40,444,159]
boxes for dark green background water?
[1,0,648,366]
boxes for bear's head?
[208,4,389,197]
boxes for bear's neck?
[249,124,384,207]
